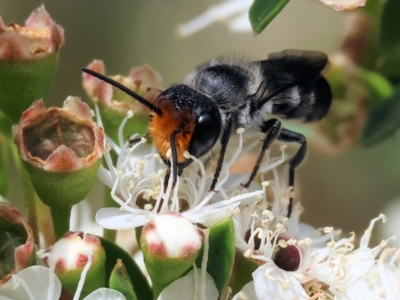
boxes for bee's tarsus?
[278,129,307,218]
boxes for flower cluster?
[1,3,399,300]
[89,103,399,299]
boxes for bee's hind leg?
[241,118,281,188]
[277,129,307,218]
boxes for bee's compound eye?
[188,113,221,158]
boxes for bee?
[82,49,332,217]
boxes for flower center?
[23,113,95,160]
[273,244,300,272]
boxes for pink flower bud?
[45,231,106,297]
[0,5,64,60]
[12,97,104,208]
[82,60,163,142]
[140,213,204,297]
[0,5,64,123]
[0,200,35,286]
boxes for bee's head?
[149,84,221,166]
[80,69,222,171]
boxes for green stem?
[50,204,72,240]
[10,143,39,244]
[103,186,118,242]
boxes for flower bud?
[82,60,162,142]
[109,260,136,300]
[12,97,104,208]
[140,213,204,297]
[44,231,106,297]
[0,5,64,124]
[0,200,35,286]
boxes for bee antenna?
[82,68,163,116]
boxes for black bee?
[82,49,332,217]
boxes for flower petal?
[157,269,218,300]
[83,287,126,300]
[253,263,309,300]
[0,266,61,300]
[96,207,150,230]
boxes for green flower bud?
[109,260,137,300]
[0,5,64,124]
[44,231,106,297]
[0,200,35,286]
[82,60,163,142]
[140,213,204,298]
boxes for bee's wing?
[256,49,331,122]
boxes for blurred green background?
[2,0,400,241]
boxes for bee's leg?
[209,115,234,192]
[277,129,307,218]
[170,128,183,189]
[163,167,171,192]
[241,118,281,188]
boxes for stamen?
[11,274,35,300]
[227,128,244,168]
[360,214,387,248]
[170,176,181,212]
[118,111,134,147]
[193,263,199,300]
[200,229,210,300]
[264,270,291,291]
[185,152,207,205]
[72,250,93,300]
[93,102,103,128]
[37,251,57,300]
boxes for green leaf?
[229,249,259,296]
[361,85,400,147]
[109,260,137,300]
[376,0,400,85]
[378,44,400,85]
[249,0,290,35]
[99,237,152,300]
[359,69,393,107]
[360,0,383,19]
[196,218,236,294]
[379,0,400,52]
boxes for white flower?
[0,266,61,300]
[344,247,400,299]
[232,281,258,300]
[83,288,126,300]
[95,111,285,230]
[239,210,397,299]
[0,265,125,300]
[177,0,253,37]
[319,0,366,11]
[231,166,343,299]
